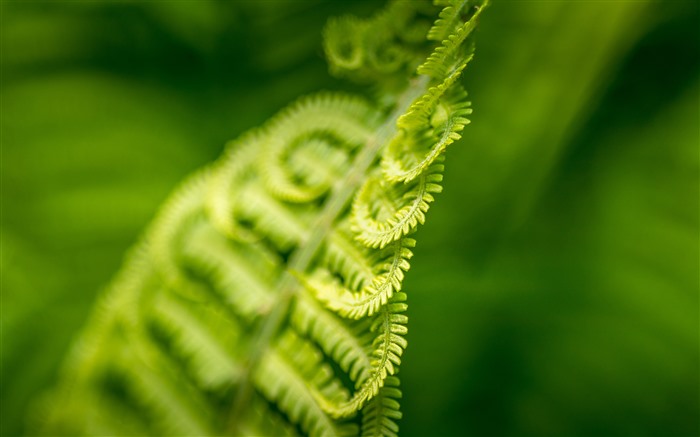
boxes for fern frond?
[323,1,437,82]
[324,225,376,291]
[291,294,373,383]
[150,290,242,390]
[148,170,209,296]
[362,21,409,75]
[323,16,367,77]
[427,0,472,42]
[361,376,402,437]
[313,293,408,419]
[181,222,275,321]
[261,93,380,203]
[237,183,312,252]
[115,321,215,436]
[397,59,469,130]
[37,1,489,435]
[207,133,261,242]
[301,238,415,319]
[417,0,486,79]
[352,165,444,249]
[255,332,357,437]
[383,64,471,184]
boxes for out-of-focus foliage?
[2,2,372,435]
[2,1,697,436]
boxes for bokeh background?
[2,1,698,436]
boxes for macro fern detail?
[35,1,489,436]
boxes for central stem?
[227,75,429,433]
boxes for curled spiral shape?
[260,93,380,203]
[382,61,472,184]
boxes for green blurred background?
[2,1,698,436]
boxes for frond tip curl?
[301,238,415,319]
[382,62,472,184]
[352,165,445,249]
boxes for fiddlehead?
[35,1,489,436]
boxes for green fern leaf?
[35,1,489,435]
[361,376,403,437]
[417,1,484,79]
[300,238,415,319]
[352,165,444,248]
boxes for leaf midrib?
[227,74,430,432]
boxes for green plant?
[34,1,488,435]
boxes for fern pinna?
[36,1,488,436]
